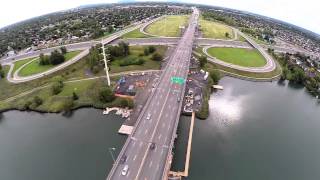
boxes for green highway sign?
[171,76,185,85]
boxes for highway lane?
[107,7,199,180]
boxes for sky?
[0,0,319,35]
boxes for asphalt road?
[107,7,199,180]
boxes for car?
[146,113,151,120]
[120,155,127,164]
[121,165,129,176]
[150,143,156,150]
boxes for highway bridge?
[106,7,199,180]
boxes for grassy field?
[12,57,39,75]
[194,47,281,79]
[199,19,234,39]
[207,47,267,67]
[110,45,166,73]
[145,15,189,37]
[121,29,151,39]
[18,51,81,77]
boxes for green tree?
[39,53,50,65]
[99,87,115,103]
[107,25,114,33]
[225,32,229,38]
[60,46,67,55]
[50,50,65,65]
[151,53,163,61]
[199,55,207,68]
[118,41,130,56]
[290,67,306,84]
[210,70,221,84]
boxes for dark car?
[150,143,156,150]
[120,155,127,164]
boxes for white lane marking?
[133,155,137,161]
[149,161,153,168]
[144,129,148,135]
[132,141,136,147]
[126,170,130,177]
[158,134,162,140]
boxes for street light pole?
[101,40,111,86]
[108,147,116,163]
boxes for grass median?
[199,19,234,39]
[121,29,151,39]
[145,15,189,37]
[207,47,267,67]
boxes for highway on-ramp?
[107,7,199,180]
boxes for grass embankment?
[199,19,234,39]
[11,57,38,76]
[207,47,267,67]
[121,29,152,39]
[0,45,168,112]
[145,15,189,37]
[18,51,81,77]
[195,47,282,79]
[110,46,166,73]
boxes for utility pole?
[101,40,111,86]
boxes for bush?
[144,47,150,56]
[199,55,207,68]
[119,57,145,66]
[61,98,74,112]
[151,53,163,61]
[119,98,134,108]
[99,87,115,103]
[148,46,156,54]
[51,77,64,95]
[72,92,79,100]
[210,70,221,84]
[32,96,43,107]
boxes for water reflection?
[209,86,248,127]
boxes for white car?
[121,165,129,176]
[146,113,151,120]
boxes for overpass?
[106,7,199,180]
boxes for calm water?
[173,77,320,180]
[0,109,126,180]
[1,77,320,180]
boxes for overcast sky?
[0,0,319,34]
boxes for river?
[172,77,320,180]
[1,77,320,180]
[0,109,126,180]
